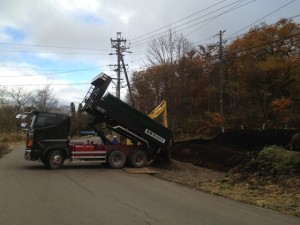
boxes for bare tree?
[31,84,58,110]
[7,87,32,114]
[145,30,192,66]
[143,31,192,130]
[0,87,9,107]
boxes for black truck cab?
[24,110,70,161]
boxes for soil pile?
[173,129,299,171]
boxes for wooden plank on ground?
[122,167,156,174]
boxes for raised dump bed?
[82,72,173,159]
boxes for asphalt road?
[0,144,299,225]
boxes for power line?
[0,49,110,55]
[131,0,293,62]
[221,12,300,43]
[130,0,255,48]
[129,32,300,83]
[290,14,300,19]
[0,67,101,72]
[0,42,110,51]
[2,32,298,88]
[225,0,296,40]
[185,0,248,37]
[0,65,108,77]
[129,0,227,41]
[192,1,296,47]
[0,82,90,87]
[131,0,246,46]
[176,0,254,42]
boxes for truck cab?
[24,110,70,162]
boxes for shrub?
[0,132,25,158]
[0,132,25,142]
[248,145,300,176]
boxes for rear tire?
[129,150,147,168]
[47,150,65,170]
[108,150,126,169]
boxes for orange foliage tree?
[224,18,300,128]
[130,18,300,136]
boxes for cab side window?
[35,115,57,128]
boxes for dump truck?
[23,72,173,169]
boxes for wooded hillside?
[130,19,300,136]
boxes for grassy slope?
[152,146,300,217]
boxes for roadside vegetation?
[246,145,300,176]
[0,132,25,158]
[153,145,300,216]
[202,146,300,216]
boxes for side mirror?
[16,114,27,119]
[16,113,29,130]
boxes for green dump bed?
[82,73,173,150]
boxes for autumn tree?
[131,18,300,136]
[224,18,300,128]
[271,97,293,127]
[132,31,226,134]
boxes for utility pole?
[110,32,126,99]
[109,32,135,107]
[219,30,226,116]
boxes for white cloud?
[0,0,299,107]
[60,0,100,12]
[119,12,135,25]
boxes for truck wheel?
[108,150,126,169]
[47,150,65,170]
[129,150,147,168]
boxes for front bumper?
[24,149,32,160]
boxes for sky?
[0,0,299,107]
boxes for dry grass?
[0,132,25,158]
[200,173,300,216]
[0,131,25,143]
[151,159,300,217]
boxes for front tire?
[107,150,126,169]
[47,150,65,170]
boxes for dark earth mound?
[173,129,300,171]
